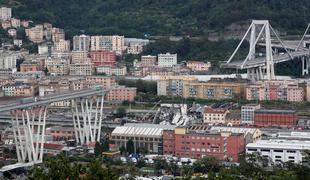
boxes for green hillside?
[1,0,310,38]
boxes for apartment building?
[26,25,44,43]
[7,28,16,37]
[96,65,127,76]
[84,76,117,90]
[10,18,20,28]
[158,53,177,67]
[73,34,90,51]
[20,61,41,72]
[90,35,125,55]
[52,28,65,42]
[90,50,116,67]
[0,7,11,21]
[106,86,137,102]
[69,63,93,76]
[246,80,304,102]
[71,51,90,64]
[157,76,198,96]
[2,83,37,96]
[246,139,310,164]
[39,81,70,96]
[53,39,70,52]
[1,20,10,29]
[47,126,75,141]
[183,79,246,100]
[45,57,69,76]
[141,55,157,67]
[203,107,229,125]
[125,38,149,54]
[163,127,245,162]
[0,51,17,69]
[241,104,261,125]
[186,61,211,72]
[141,66,175,77]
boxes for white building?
[241,104,261,125]
[0,52,17,69]
[246,139,310,164]
[73,34,90,51]
[158,53,177,67]
[10,18,20,28]
[125,38,149,54]
[111,123,176,154]
[0,7,11,21]
[13,39,22,47]
[96,66,127,76]
[7,28,16,37]
[203,107,229,125]
[210,126,262,144]
[53,39,70,52]
[45,57,69,76]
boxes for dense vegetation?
[28,151,310,179]
[1,0,310,38]
[0,0,308,76]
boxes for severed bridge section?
[223,20,310,81]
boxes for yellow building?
[27,25,44,43]
[157,76,198,96]
[183,80,246,100]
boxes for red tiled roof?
[204,107,228,114]
[43,143,65,150]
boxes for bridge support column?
[302,56,310,76]
[247,67,264,82]
[11,107,47,163]
[71,96,104,145]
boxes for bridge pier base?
[302,56,310,76]
[247,67,264,82]
[11,107,47,163]
[71,96,104,145]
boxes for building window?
[274,150,283,152]
[287,150,296,153]
[248,148,257,152]
[261,149,270,152]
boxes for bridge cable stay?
[226,20,295,81]
[295,23,310,51]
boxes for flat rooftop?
[246,139,310,150]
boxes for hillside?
[1,0,310,38]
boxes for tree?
[126,139,135,154]
[115,107,126,118]
[119,146,126,155]
[85,161,118,180]
[94,141,102,157]
[193,156,221,174]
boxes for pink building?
[106,86,137,102]
[246,80,304,102]
[90,50,116,67]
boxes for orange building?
[254,109,298,127]
[106,86,137,102]
[20,61,41,72]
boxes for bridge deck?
[223,50,309,69]
[0,88,106,112]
